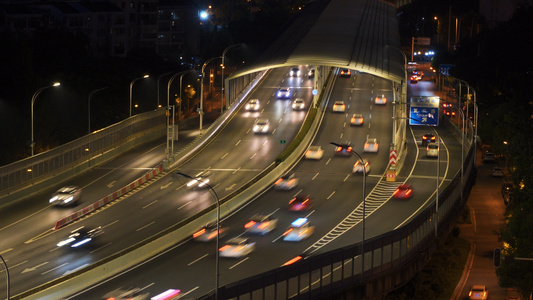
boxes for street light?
[166,70,195,159]
[158,72,176,108]
[450,106,466,204]
[129,74,149,117]
[30,82,60,156]
[200,57,222,131]
[330,142,366,279]
[0,254,9,300]
[174,172,220,300]
[88,87,108,134]
[221,43,245,113]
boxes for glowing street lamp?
[30,82,60,156]
[130,75,149,117]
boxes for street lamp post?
[129,75,149,117]
[221,43,244,113]
[451,106,466,204]
[157,72,176,108]
[200,57,222,131]
[0,254,9,300]
[88,87,108,134]
[385,45,408,150]
[330,143,366,279]
[174,172,220,300]
[30,82,60,156]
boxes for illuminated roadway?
[68,68,465,299]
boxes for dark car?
[421,133,436,146]
[288,195,313,211]
[335,142,352,156]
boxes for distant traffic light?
[493,248,501,268]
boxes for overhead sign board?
[409,96,439,126]
[439,64,455,76]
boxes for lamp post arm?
[88,87,108,134]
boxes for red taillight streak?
[258,221,270,229]
[244,221,256,228]
[336,147,341,151]
[283,256,303,266]
[193,229,206,238]
[289,198,295,204]
[219,245,231,251]
[274,178,283,185]
[207,232,218,239]
[233,246,245,252]
[283,228,293,236]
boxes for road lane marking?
[136,221,155,232]
[160,182,173,189]
[343,174,350,182]
[22,261,48,274]
[272,128,277,134]
[250,153,257,160]
[263,140,268,146]
[0,248,13,255]
[293,189,302,197]
[326,158,331,165]
[233,167,241,174]
[229,257,249,269]
[340,133,343,139]
[142,200,158,209]
[225,184,236,191]
[312,173,319,180]
[41,263,68,275]
[188,254,209,266]
[326,191,336,200]
[107,180,117,188]
[10,260,27,269]
[178,201,191,210]
[90,242,112,254]
[221,153,228,159]
[235,140,241,146]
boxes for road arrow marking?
[160,182,173,189]
[225,184,236,191]
[22,262,49,274]
[107,180,117,188]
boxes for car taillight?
[364,143,369,148]
[258,221,270,229]
[283,228,293,236]
[289,198,295,204]
[193,228,206,238]
[283,255,303,266]
[431,136,436,141]
[393,189,400,196]
[468,291,472,296]
[219,245,231,251]
[244,221,256,228]
[348,147,353,151]
[274,178,283,185]
[336,147,341,152]
[234,246,245,252]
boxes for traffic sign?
[386,170,397,182]
[409,107,439,126]
[389,150,397,165]
[280,140,286,144]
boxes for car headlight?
[50,196,59,203]
[64,196,74,203]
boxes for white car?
[308,68,315,78]
[469,285,488,300]
[332,101,346,112]
[219,237,255,258]
[305,146,324,160]
[244,214,278,234]
[277,88,291,99]
[283,218,315,242]
[186,170,211,188]
[363,138,379,153]
[274,173,299,190]
[289,67,301,77]
[50,186,82,206]
[426,144,439,158]
[350,113,364,125]
[492,167,504,177]
[374,94,387,105]
[244,99,260,111]
[292,98,305,110]
[352,159,370,174]
[253,118,270,134]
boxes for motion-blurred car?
[374,94,387,105]
[332,101,346,112]
[244,214,278,234]
[415,71,424,80]
[219,237,255,258]
[335,142,353,156]
[192,223,227,242]
[253,118,270,134]
[410,76,418,84]
[289,67,301,77]
[469,285,488,300]
[57,226,103,248]
[421,133,436,146]
[363,138,379,153]
[352,159,370,174]
[103,287,151,300]
[308,68,315,78]
[340,69,351,77]
[244,99,260,111]
[350,113,364,125]
[283,218,315,242]
[49,186,81,206]
[277,87,291,98]
[426,143,439,158]
[392,184,413,200]
[288,195,312,211]
[186,170,212,188]
[492,167,504,177]
[292,98,305,110]
[305,146,324,160]
[274,173,299,190]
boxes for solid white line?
[233,167,241,174]
[10,260,27,269]
[136,221,155,232]
[178,201,191,210]
[188,254,209,266]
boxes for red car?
[393,184,413,200]
[288,195,313,211]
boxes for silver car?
[49,186,81,206]
[253,118,270,134]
